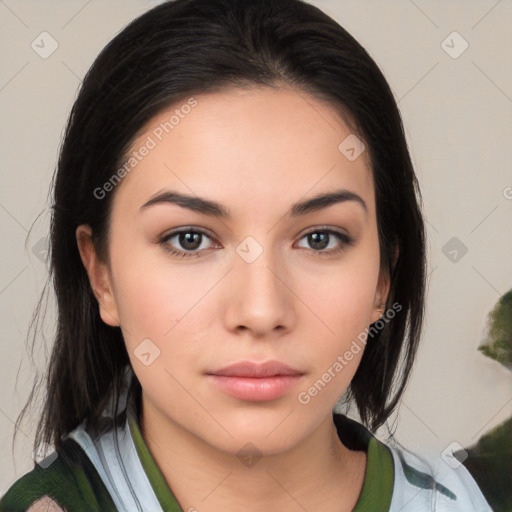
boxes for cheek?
[324,270,377,323]
[299,248,381,339]
[294,241,380,397]
[107,234,226,395]
[108,232,215,339]
[108,246,216,402]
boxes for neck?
[140,398,367,512]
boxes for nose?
[223,242,296,338]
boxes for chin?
[209,430,300,459]
[196,408,312,456]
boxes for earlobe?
[75,225,120,327]
[370,301,385,325]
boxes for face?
[77,86,389,456]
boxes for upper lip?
[207,360,304,378]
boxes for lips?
[206,360,304,402]
[208,360,303,378]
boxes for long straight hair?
[18,0,425,454]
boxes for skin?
[77,86,390,512]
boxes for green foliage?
[465,290,512,510]
[478,289,512,370]
[464,418,512,512]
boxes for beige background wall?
[1,0,511,493]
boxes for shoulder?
[0,438,117,512]
[24,496,64,512]
[385,441,493,511]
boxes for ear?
[370,270,390,324]
[76,224,120,327]
[370,245,399,324]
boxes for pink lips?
[206,361,304,402]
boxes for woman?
[1,0,491,510]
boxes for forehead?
[111,86,374,220]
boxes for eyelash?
[158,227,354,259]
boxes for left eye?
[296,229,352,255]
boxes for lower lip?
[207,375,303,401]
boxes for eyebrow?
[139,188,367,218]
